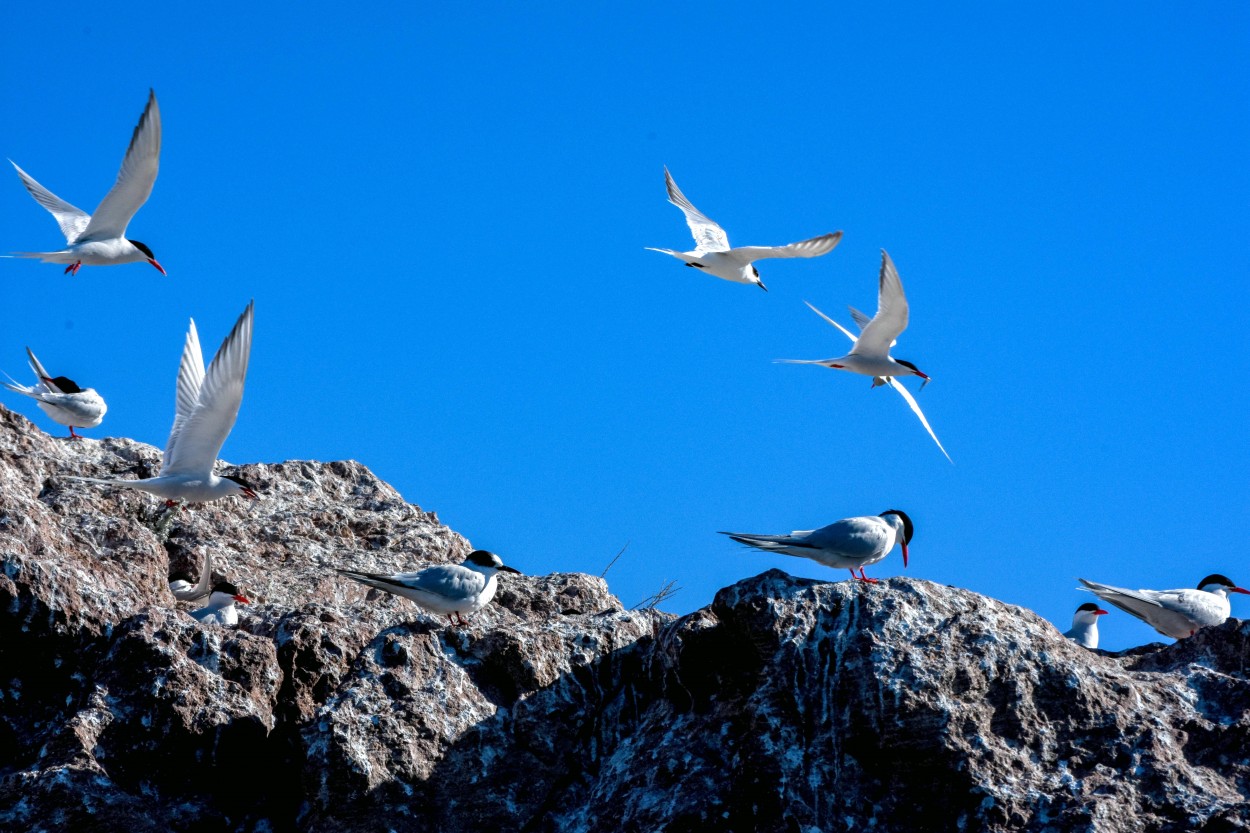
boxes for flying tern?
[1078,574,1249,640]
[169,549,213,602]
[187,581,250,627]
[1062,602,1108,649]
[337,550,521,626]
[2,347,106,438]
[72,301,259,505]
[646,167,841,291]
[780,251,951,463]
[720,510,913,583]
[9,89,165,276]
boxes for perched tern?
[1078,574,1249,640]
[71,301,259,505]
[9,90,165,277]
[2,347,106,438]
[1062,602,1108,649]
[646,167,841,291]
[337,550,521,626]
[187,581,250,627]
[169,549,213,602]
[720,510,913,583]
[779,251,952,463]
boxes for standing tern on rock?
[646,167,841,291]
[2,347,107,438]
[337,550,521,626]
[71,301,259,505]
[1062,602,1108,649]
[9,89,165,276]
[779,250,951,463]
[1078,574,1249,640]
[187,581,250,627]
[720,510,913,583]
[169,549,214,602]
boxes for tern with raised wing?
[338,550,521,626]
[9,89,165,276]
[169,549,214,602]
[3,347,106,438]
[1062,602,1108,649]
[1078,574,1249,640]
[72,301,259,505]
[720,510,913,583]
[780,250,951,462]
[646,167,841,291]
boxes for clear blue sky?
[3,3,1247,650]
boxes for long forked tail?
[336,568,402,592]
[718,531,792,551]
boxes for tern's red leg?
[855,568,880,584]
[64,261,82,276]
[68,426,81,440]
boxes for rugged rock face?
[2,403,1247,832]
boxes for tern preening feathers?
[10,89,165,276]
[72,301,259,505]
[2,347,106,438]
[187,581,250,627]
[779,250,952,463]
[338,550,521,626]
[1062,602,1108,649]
[169,549,214,602]
[720,510,913,583]
[646,167,841,291]
[1078,574,1249,640]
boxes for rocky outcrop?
[1,403,1247,832]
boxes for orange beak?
[148,258,167,276]
[233,594,251,604]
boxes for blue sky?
[3,3,1247,650]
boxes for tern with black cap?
[1062,602,1109,649]
[71,301,259,505]
[337,550,521,626]
[9,89,166,276]
[2,347,106,439]
[1078,574,1249,640]
[720,510,914,583]
[187,581,250,627]
[646,167,841,291]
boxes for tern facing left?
[779,250,929,381]
[646,167,841,291]
[10,89,165,276]
[337,550,521,626]
[1062,603,1108,649]
[2,347,106,438]
[1078,574,1249,640]
[71,301,259,505]
[720,510,913,583]
[187,581,250,627]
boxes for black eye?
[751,266,760,278]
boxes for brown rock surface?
[2,403,1247,832]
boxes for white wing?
[730,232,842,262]
[24,347,59,393]
[808,299,952,463]
[663,167,730,253]
[10,161,92,244]
[851,250,909,359]
[161,319,206,469]
[160,301,253,477]
[79,90,161,243]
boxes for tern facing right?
[2,347,107,438]
[337,550,521,626]
[187,581,250,627]
[1078,574,1249,640]
[720,510,913,583]
[71,301,259,505]
[10,89,165,276]
[646,167,841,291]
[1062,602,1109,649]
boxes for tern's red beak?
[242,488,260,500]
[901,541,909,568]
[1095,609,1109,615]
[234,594,251,604]
[148,258,167,276]
[1231,587,1250,595]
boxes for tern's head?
[465,549,522,575]
[879,509,914,567]
[748,265,768,292]
[1073,602,1109,625]
[1197,574,1250,596]
[209,581,250,606]
[127,239,166,276]
[223,474,260,500]
[894,359,930,382]
[41,375,84,393]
